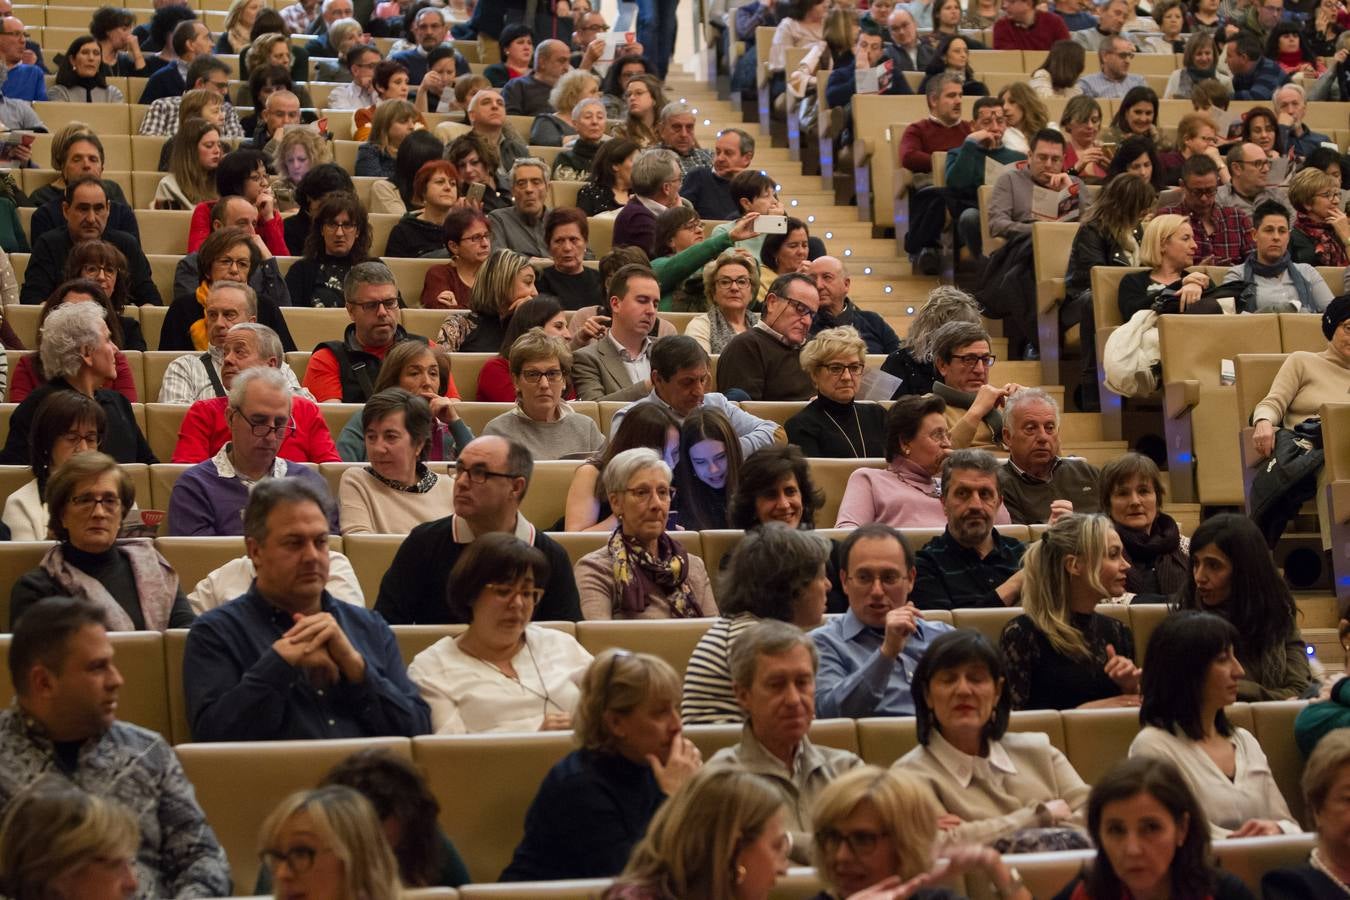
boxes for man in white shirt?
[573,264,660,402]
[326,45,380,110]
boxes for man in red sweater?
[172,322,340,464]
[900,74,972,271]
[992,0,1069,49]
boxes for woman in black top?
[501,649,700,882]
[1099,452,1188,599]
[1054,756,1255,900]
[918,35,988,96]
[998,514,1141,710]
[285,192,372,309]
[165,226,295,352]
[1117,213,1214,320]
[785,326,886,457]
[1263,729,1350,899]
[535,207,605,310]
[284,164,357,256]
[578,138,639,217]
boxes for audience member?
[158,280,265,403]
[826,21,912,117]
[999,514,1140,710]
[535,209,604,310]
[931,320,1023,448]
[28,127,136,245]
[408,531,593,732]
[500,38,570,116]
[487,157,551,257]
[1130,611,1302,837]
[835,394,954,528]
[806,256,900,353]
[716,272,820,401]
[1076,35,1145,98]
[685,250,761,354]
[901,76,973,270]
[548,97,608,177]
[1176,513,1314,700]
[1029,39,1087,98]
[466,88,529,191]
[1219,143,1294,216]
[10,452,195,630]
[573,264,662,401]
[502,650,701,881]
[1117,213,1218,318]
[420,207,493,309]
[9,279,140,403]
[257,786,401,897]
[138,19,213,103]
[880,286,982,397]
[482,329,605,458]
[475,296,580,401]
[614,148,684,257]
[1225,30,1289,100]
[0,598,230,894]
[993,0,1069,50]
[1099,453,1190,598]
[168,366,338,536]
[998,389,1101,524]
[713,620,863,856]
[670,407,742,531]
[682,523,832,723]
[785,327,886,458]
[679,129,755,221]
[436,247,536,352]
[328,44,381,110]
[886,8,933,69]
[578,137,639,216]
[337,341,471,462]
[564,403,680,534]
[1223,200,1333,312]
[1263,729,1350,895]
[1290,167,1350,267]
[285,191,373,308]
[352,63,413,142]
[2,392,104,540]
[898,629,1090,849]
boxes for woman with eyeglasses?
[3,391,105,541]
[258,785,401,900]
[10,277,139,404]
[164,226,296,353]
[475,296,580,402]
[810,766,1033,900]
[336,342,470,463]
[407,532,594,733]
[651,209,761,312]
[285,192,372,309]
[61,242,148,345]
[421,208,492,309]
[575,447,717,621]
[503,649,702,881]
[786,326,887,459]
[1157,112,1229,186]
[481,329,605,460]
[10,451,194,630]
[1289,166,1350,267]
[338,388,456,535]
[613,74,666,148]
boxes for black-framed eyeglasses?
[454,462,521,483]
[260,845,332,874]
[69,493,122,512]
[950,353,996,368]
[230,412,297,438]
[782,297,817,320]
[822,362,865,378]
[348,298,399,314]
[815,828,887,857]
[520,367,565,385]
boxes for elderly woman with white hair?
[0,302,155,467]
[786,326,888,458]
[552,98,612,180]
[531,70,603,147]
[481,329,606,460]
[575,447,718,620]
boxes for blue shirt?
[1233,56,1290,101]
[810,608,953,718]
[2,64,46,102]
[1055,8,1098,30]
[1076,71,1146,98]
[183,585,431,741]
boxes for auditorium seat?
[1125,602,1170,668]
[1233,353,1292,514]
[574,619,715,679]
[457,882,606,899]
[154,536,249,597]
[144,402,189,462]
[1213,834,1318,892]
[148,463,191,530]
[551,529,701,567]
[455,402,517,435]
[139,304,168,352]
[1033,221,1081,387]
[809,457,887,526]
[855,708,1066,768]
[520,460,583,530]
[176,737,414,890]
[280,308,360,350]
[1280,310,1332,352]
[341,533,404,604]
[1250,700,1311,825]
[446,353,496,401]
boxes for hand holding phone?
[753,214,789,234]
[467,182,486,203]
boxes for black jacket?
[20,228,161,307]
[0,377,156,466]
[314,324,428,404]
[1064,222,1132,300]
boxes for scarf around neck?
[607,526,701,617]
[41,539,180,631]
[1295,211,1350,267]
[1244,252,1318,310]
[708,305,759,354]
[189,281,211,350]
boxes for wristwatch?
[997,866,1026,899]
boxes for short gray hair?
[510,156,550,184]
[227,364,292,410]
[602,447,671,497]
[343,260,397,304]
[631,148,681,195]
[38,302,106,381]
[930,320,992,363]
[571,96,606,122]
[1275,82,1306,103]
[939,448,1003,497]
[1004,387,1059,427]
[925,71,963,103]
[1099,34,1133,59]
[326,17,362,48]
[208,280,257,318]
[729,620,818,690]
[226,322,283,366]
[908,287,982,362]
[719,127,755,156]
[658,100,695,124]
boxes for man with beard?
[909,449,1027,610]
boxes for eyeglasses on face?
[454,462,520,483]
[716,276,752,289]
[520,367,565,385]
[781,297,817,320]
[58,430,101,447]
[485,582,545,603]
[80,263,119,278]
[322,220,358,232]
[949,353,995,368]
[1185,185,1219,197]
[816,827,887,857]
[348,298,399,314]
[622,485,675,503]
[260,845,332,875]
[231,413,298,438]
[847,569,907,587]
[69,492,122,512]
[822,362,865,378]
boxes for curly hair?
[302,191,372,262]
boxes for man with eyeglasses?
[996,389,1101,525]
[170,364,339,537]
[1157,153,1254,265]
[183,477,429,742]
[931,321,1024,449]
[376,435,583,624]
[1076,35,1145,98]
[328,44,380,110]
[884,8,933,71]
[575,264,664,402]
[0,14,46,102]
[1224,31,1288,101]
[0,597,231,893]
[1218,142,1294,217]
[615,148,687,258]
[811,523,954,718]
[1222,200,1334,312]
[247,90,302,153]
[806,256,900,354]
[305,261,438,403]
[390,7,470,85]
[1071,0,1130,51]
[717,273,821,401]
[138,20,214,104]
[911,450,1028,610]
[139,54,246,138]
[20,176,161,307]
[1273,84,1329,162]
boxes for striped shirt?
[680,613,758,724]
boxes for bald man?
[503,38,572,116]
[248,90,301,151]
[806,256,901,354]
[0,14,46,101]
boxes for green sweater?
[1295,675,1350,756]
[944,138,1026,205]
[655,231,735,311]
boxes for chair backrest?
[1157,315,1282,387]
[341,534,406,605]
[154,536,249,601]
[1279,311,1329,353]
[1090,267,1148,332]
[574,619,715,680]
[1233,354,1288,428]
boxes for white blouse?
[1128,725,1301,838]
[1,479,45,541]
[408,624,594,734]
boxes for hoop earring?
[735,865,747,885]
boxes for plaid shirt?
[1157,202,1254,265]
[139,97,245,138]
[909,526,1027,610]
[279,1,319,33]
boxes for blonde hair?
[1289,166,1339,214]
[223,0,256,37]
[246,33,291,74]
[1176,111,1217,148]
[469,248,533,317]
[0,777,139,900]
[549,70,601,120]
[48,121,99,172]
[810,767,941,893]
[1137,213,1188,268]
[1001,82,1049,136]
[259,786,400,900]
[613,768,784,898]
[573,649,682,752]
[1018,513,1116,661]
[507,327,573,378]
[1304,729,1350,818]
[701,248,762,305]
[370,99,420,152]
[271,127,333,177]
[799,325,867,374]
[179,88,223,126]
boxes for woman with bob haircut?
[1289,166,1350,267]
[682,522,832,723]
[1051,756,1254,900]
[336,341,470,462]
[999,514,1140,710]
[435,248,536,352]
[270,127,332,212]
[502,650,704,882]
[1129,611,1301,838]
[811,766,1034,900]
[1164,32,1231,99]
[10,278,139,404]
[407,532,594,733]
[685,249,762,354]
[0,776,140,899]
[1029,40,1085,99]
[1263,729,1350,897]
[421,206,492,310]
[369,129,446,218]
[575,447,717,620]
[1176,513,1313,701]
[1098,452,1189,598]
[897,630,1091,851]
[787,326,888,458]
[564,403,681,532]
[356,99,423,179]
[1101,86,1163,149]
[1061,96,1108,182]
[385,159,461,258]
[258,785,401,900]
[602,767,791,900]
[2,391,106,540]
[481,329,606,461]
[1117,214,1215,320]
[285,192,372,309]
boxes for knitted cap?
[1322,295,1350,339]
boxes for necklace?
[822,401,866,457]
[458,634,563,716]
[1311,848,1350,895]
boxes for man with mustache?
[811,523,953,718]
[911,449,1028,610]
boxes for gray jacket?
[989,166,1085,240]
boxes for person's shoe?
[1073,384,1101,413]
[1023,345,1039,361]
[915,248,940,276]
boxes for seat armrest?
[1163,379,1201,419]
[1037,278,1064,315]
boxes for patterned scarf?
[708,306,759,354]
[189,281,211,350]
[1295,212,1350,267]
[41,539,180,631]
[607,526,702,617]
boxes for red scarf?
[1295,211,1350,267]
